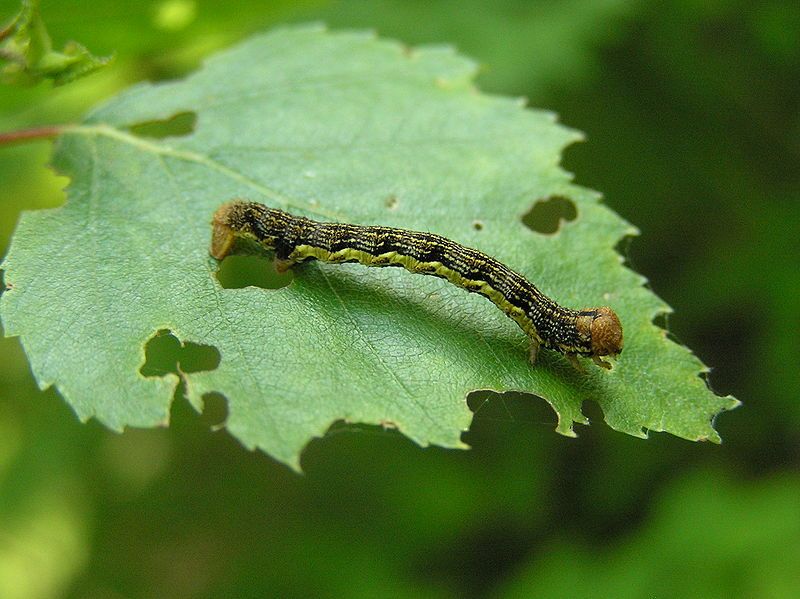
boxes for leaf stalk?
[0,124,64,146]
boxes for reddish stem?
[0,26,11,43]
[0,124,64,146]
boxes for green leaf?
[1,0,112,86]
[0,24,737,468]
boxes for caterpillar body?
[211,200,623,370]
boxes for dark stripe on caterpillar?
[211,200,623,370]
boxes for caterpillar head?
[210,203,238,260]
[588,306,623,357]
[576,306,624,362]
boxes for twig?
[0,124,65,146]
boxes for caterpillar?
[210,200,623,370]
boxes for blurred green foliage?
[0,0,111,86]
[501,469,800,599]
[0,0,797,597]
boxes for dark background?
[1,1,798,597]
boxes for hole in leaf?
[581,399,604,423]
[325,419,403,438]
[652,311,670,331]
[128,111,197,139]
[614,234,637,269]
[140,329,220,378]
[652,311,683,346]
[200,392,228,428]
[463,390,559,447]
[466,390,556,424]
[522,195,577,234]
[215,254,292,289]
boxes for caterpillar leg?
[528,339,540,364]
[592,355,613,370]
[566,353,585,373]
[274,258,297,274]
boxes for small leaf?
[0,25,738,468]
[0,0,112,87]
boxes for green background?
[1,1,798,597]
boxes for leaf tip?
[555,417,578,438]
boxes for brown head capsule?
[574,306,623,368]
[210,203,238,260]
[589,306,624,357]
